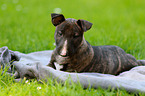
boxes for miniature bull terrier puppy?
[48,13,145,75]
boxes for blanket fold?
[0,46,20,72]
[0,46,145,93]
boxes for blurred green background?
[0,0,145,59]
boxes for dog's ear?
[77,19,92,32]
[51,13,65,26]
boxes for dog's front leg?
[48,60,56,69]
[47,54,56,69]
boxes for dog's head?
[51,13,92,57]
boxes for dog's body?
[48,13,145,75]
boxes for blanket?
[0,46,145,93]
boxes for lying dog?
[48,13,145,75]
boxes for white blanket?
[0,46,145,93]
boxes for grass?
[0,68,141,96]
[0,0,145,95]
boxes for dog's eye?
[74,33,79,38]
[58,31,62,36]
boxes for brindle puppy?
[48,13,145,75]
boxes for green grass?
[0,68,141,96]
[0,0,145,95]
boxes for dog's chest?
[54,55,69,70]
[55,55,70,64]
[54,55,76,71]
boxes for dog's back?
[82,45,138,75]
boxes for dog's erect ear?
[51,13,65,26]
[77,19,92,32]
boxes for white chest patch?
[54,62,63,70]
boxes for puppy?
[48,13,145,75]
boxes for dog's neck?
[67,37,94,72]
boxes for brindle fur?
[48,13,145,75]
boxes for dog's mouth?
[59,54,69,58]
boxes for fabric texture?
[0,46,145,93]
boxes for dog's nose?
[60,40,68,57]
[60,51,68,57]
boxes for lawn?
[0,0,145,95]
